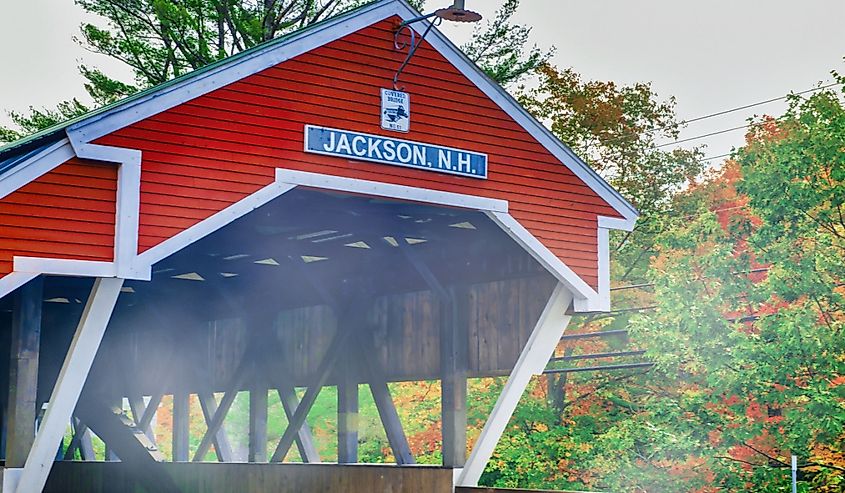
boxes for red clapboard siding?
[0,159,117,276]
[93,17,620,288]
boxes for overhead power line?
[655,82,839,149]
[680,82,839,126]
[657,123,755,148]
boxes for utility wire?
[657,123,755,148]
[680,82,838,126]
[699,152,733,162]
[655,82,839,149]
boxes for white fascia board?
[0,272,38,301]
[594,226,611,313]
[13,258,116,278]
[66,134,143,280]
[598,215,636,231]
[0,138,74,200]
[391,1,639,227]
[484,210,599,308]
[66,1,403,144]
[276,169,508,212]
[136,181,298,271]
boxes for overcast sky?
[1,0,843,160]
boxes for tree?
[460,0,551,86]
[621,78,845,491]
[514,63,706,424]
[480,71,844,492]
[1,0,548,144]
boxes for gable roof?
[0,0,638,226]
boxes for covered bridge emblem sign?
[381,88,411,132]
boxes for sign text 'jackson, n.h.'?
[304,125,487,179]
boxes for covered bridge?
[0,1,637,491]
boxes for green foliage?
[461,0,552,87]
[520,64,704,216]
[0,99,90,144]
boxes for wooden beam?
[137,391,163,432]
[367,375,415,465]
[399,244,468,466]
[63,418,95,461]
[357,334,415,466]
[128,395,156,443]
[277,387,320,463]
[269,326,352,463]
[191,363,248,461]
[248,387,268,463]
[105,397,122,461]
[441,286,469,468]
[172,391,190,462]
[337,358,358,464]
[458,283,573,487]
[75,395,179,492]
[197,391,234,462]
[16,277,123,493]
[5,276,43,468]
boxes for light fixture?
[434,1,482,23]
[393,1,483,90]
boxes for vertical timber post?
[12,277,123,493]
[172,391,190,462]
[5,277,43,469]
[457,283,572,487]
[105,398,122,461]
[337,354,358,464]
[248,387,268,463]
[441,285,469,468]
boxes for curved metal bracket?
[393,15,441,91]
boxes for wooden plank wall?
[93,17,617,288]
[97,275,557,395]
[43,463,454,493]
[0,159,116,277]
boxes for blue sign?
[304,125,488,179]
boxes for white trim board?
[457,283,574,486]
[276,169,507,212]
[0,139,74,201]
[136,181,298,271]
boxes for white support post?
[456,283,573,487]
[8,278,123,493]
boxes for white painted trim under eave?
[0,138,74,200]
[484,210,598,308]
[599,215,636,232]
[13,258,116,278]
[66,137,143,279]
[595,226,611,313]
[135,181,298,273]
[0,272,38,300]
[65,0,404,144]
[275,169,508,212]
